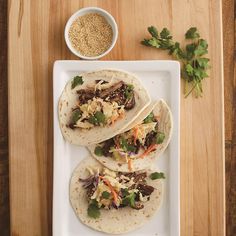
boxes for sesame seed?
[68,13,113,57]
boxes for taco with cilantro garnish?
[70,157,164,234]
[88,99,173,172]
[58,69,151,146]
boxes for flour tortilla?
[58,69,151,146]
[70,157,163,234]
[88,99,173,172]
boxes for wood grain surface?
[7,0,225,236]
[223,0,236,235]
[0,0,9,235]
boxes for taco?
[58,69,151,146]
[70,157,164,234]
[88,100,173,172]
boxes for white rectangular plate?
[53,60,180,236]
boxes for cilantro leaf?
[88,115,98,125]
[194,39,208,56]
[88,111,106,125]
[127,145,136,152]
[196,58,210,69]
[147,38,160,48]
[141,26,210,98]
[71,76,83,89]
[70,109,82,124]
[143,112,155,123]
[120,188,129,197]
[185,27,200,39]
[87,200,100,219]
[102,191,110,199]
[148,26,159,38]
[186,43,197,60]
[120,137,136,152]
[141,39,152,47]
[160,28,172,39]
[94,146,103,156]
[185,64,194,76]
[122,192,136,208]
[125,84,134,99]
[150,172,165,180]
[94,111,106,124]
[155,132,165,144]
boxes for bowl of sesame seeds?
[65,7,118,60]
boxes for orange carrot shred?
[139,144,158,159]
[119,112,124,119]
[128,159,133,171]
[111,116,115,126]
[99,176,118,203]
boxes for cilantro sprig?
[87,200,100,219]
[141,26,210,98]
[71,75,83,89]
[150,172,165,180]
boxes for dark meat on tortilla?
[137,183,154,196]
[144,131,157,148]
[101,138,115,157]
[99,81,124,98]
[77,89,95,104]
[124,93,135,110]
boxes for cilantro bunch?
[141,27,210,97]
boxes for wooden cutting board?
[8,0,225,235]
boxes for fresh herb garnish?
[185,27,200,39]
[94,111,106,124]
[101,191,111,199]
[124,84,134,99]
[87,200,100,219]
[150,172,165,180]
[120,137,136,152]
[71,76,83,89]
[143,112,155,123]
[88,111,106,125]
[155,132,165,144]
[70,109,82,124]
[120,188,129,197]
[122,192,136,208]
[141,26,210,97]
[88,116,98,125]
[94,146,103,156]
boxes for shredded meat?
[98,81,124,98]
[133,172,147,183]
[137,183,154,196]
[133,202,144,210]
[68,123,75,129]
[79,175,98,198]
[79,175,97,188]
[77,89,95,104]
[86,184,95,198]
[122,172,136,179]
[101,138,115,157]
[124,93,135,110]
[134,140,141,154]
[74,82,135,122]
[144,131,157,147]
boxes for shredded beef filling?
[69,81,136,129]
[79,170,155,211]
[77,81,135,109]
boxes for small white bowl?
[65,7,118,60]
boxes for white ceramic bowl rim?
[65,7,118,60]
